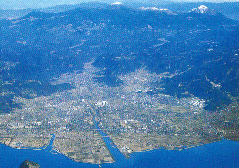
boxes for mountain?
[191,5,210,14]
[1,3,238,112]
[190,5,218,15]
[0,8,33,19]
[0,2,110,19]
[1,2,239,20]
[140,7,176,15]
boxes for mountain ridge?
[1,3,238,112]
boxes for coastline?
[0,138,239,168]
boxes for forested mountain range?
[1,3,239,113]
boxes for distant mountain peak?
[140,7,161,11]
[140,7,176,15]
[190,5,218,15]
[191,5,209,14]
[111,2,123,5]
[198,5,208,13]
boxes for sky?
[0,0,239,9]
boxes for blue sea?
[0,139,239,168]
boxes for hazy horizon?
[1,0,239,9]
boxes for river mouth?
[93,117,126,163]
